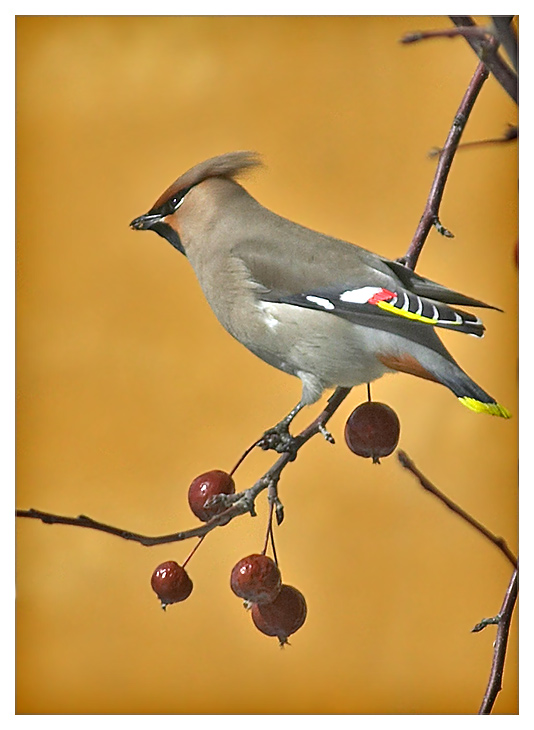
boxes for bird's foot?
[258,416,334,456]
[258,420,299,457]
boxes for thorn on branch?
[472,615,501,633]
[274,498,285,526]
[433,218,455,238]
[267,475,283,523]
[318,423,335,443]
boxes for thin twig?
[17,23,517,712]
[397,451,518,713]
[397,451,517,569]
[16,387,352,546]
[15,505,245,546]
[478,569,518,714]
[428,125,518,158]
[399,61,490,271]
[449,16,517,103]
[401,26,493,44]
[398,32,518,711]
[19,25,504,549]
[402,17,517,104]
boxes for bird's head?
[130,151,262,255]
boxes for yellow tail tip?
[459,397,512,418]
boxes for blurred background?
[16,16,517,714]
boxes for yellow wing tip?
[459,397,512,419]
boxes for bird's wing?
[233,233,490,338]
[381,259,499,310]
[259,284,485,337]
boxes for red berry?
[188,470,235,522]
[230,554,282,604]
[344,401,400,463]
[151,561,193,609]
[251,584,307,645]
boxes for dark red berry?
[251,584,307,645]
[344,401,400,463]
[230,554,282,604]
[188,469,235,522]
[151,561,193,609]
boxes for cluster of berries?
[150,469,306,644]
[150,400,400,643]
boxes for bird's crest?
[151,151,262,210]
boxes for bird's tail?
[427,356,511,418]
[458,395,511,417]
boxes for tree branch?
[401,26,494,45]
[19,21,511,548]
[397,451,518,712]
[17,22,517,714]
[397,451,517,569]
[478,569,518,714]
[449,16,518,103]
[428,124,517,158]
[399,61,490,270]
[16,387,352,545]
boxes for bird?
[130,151,510,448]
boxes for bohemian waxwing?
[130,151,510,444]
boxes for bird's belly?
[226,301,391,389]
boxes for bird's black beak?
[130,212,162,230]
[129,211,186,256]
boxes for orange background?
[16,16,518,714]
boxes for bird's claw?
[258,422,298,457]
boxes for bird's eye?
[173,195,187,211]
[161,196,182,216]
[159,185,193,217]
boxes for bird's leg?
[258,402,305,455]
[259,389,342,454]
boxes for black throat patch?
[149,221,186,256]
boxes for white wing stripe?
[339,286,383,304]
[306,295,335,310]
